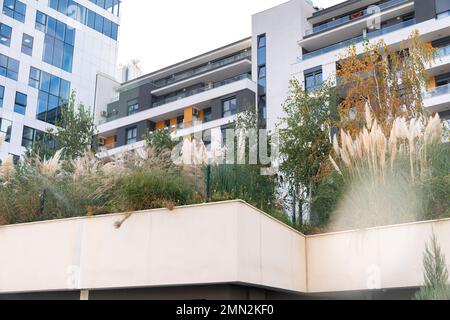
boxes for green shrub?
[108,169,193,212]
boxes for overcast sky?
[117,0,344,73]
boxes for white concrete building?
[0,0,120,161]
[291,0,450,123]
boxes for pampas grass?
[328,103,448,231]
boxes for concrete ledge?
[0,200,449,295]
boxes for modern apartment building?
[0,0,120,162]
[292,0,450,124]
[95,38,256,157]
[96,0,450,159]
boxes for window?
[88,0,121,16]
[436,73,450,87]
[257,34,267,96]
[14,92,27,115]
[257,34,266,66]
[3,0,26,23]
[36,11,75,72]
[222,97,237,118]
[0,85,4,108]
[21,126,55,150]
[0,53,20,81]
[21,34,34,56]
[258,65,267,93]
[0,118,12,142]
[203,107,212,123]
[126,127,137,145]
[305,67,323,93]
[0,23,12,47]
[127,99,139,115]
[177,116,184,129]
[49,1,119,40]
[258,95,267,128]
[29,67,71,124]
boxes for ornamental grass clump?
[328,103,449,230]
[0,143,202,226]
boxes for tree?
[55,92,97,159]
[26,91,97,160]
[336,31,436,136]
[143,128,179,152]
[279,80,338,225]
[415,233,450,300]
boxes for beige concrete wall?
[306,219,450,293]
[0,201,306,294]
[1,200,449,295]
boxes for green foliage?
[26,91,97,160]
[144,129,179,152]
[279,80,338,227]
[209,164,281,215]
[55,92,97,159]
[310,171,345,227]
[108,169,193,212]
[415,234,450,300]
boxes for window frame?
[222,97,237,118]
[126,126,138,145]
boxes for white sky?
[117,0,344,73]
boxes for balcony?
[437,44,450,59]
[98,75,257,134]
[299,19,416,62]
[153,74,251,108]
[425,83,450,99]
[152,50,251,88]
[304,0,410,37]
[424,83,450,113]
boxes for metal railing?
[425,83,450,99]
[299,19,416,61]
[304,0,409,36]
[152,73,251,108]
[152,50,251,88]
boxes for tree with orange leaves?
[336,31,437,136]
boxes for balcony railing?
[304,0,409,37]
[425,83,450,99]
[152,50,251,88]
[437,44,450,58]
[152,73,251,108]
[299,19,416,61]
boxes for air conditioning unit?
[192,107,201,118]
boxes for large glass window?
[222,97,237,118]
[257,34,267,96]
[305,68,323,93]
[0,23,12,47]
[0,118,12,142]
[257,34,266,66]
[22,126,56,150]
[0,85,4,108]
[49,0,119,40]
[127,99,139,115]
[2,0,26,23]
[0,53,20,81]
[258,65,267,93]
[14,92,27,115]
[88,0,121,16]
[29,67,71,125]
[126,127,137,145]
[21,33,34,56]
[35,11,75,72]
